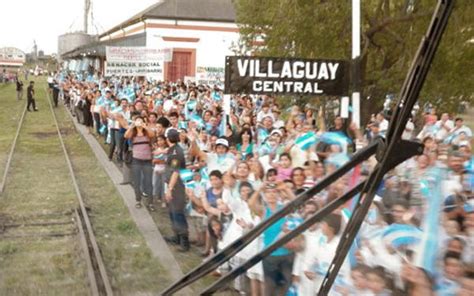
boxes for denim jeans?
[262,253,295,296]
[131,158,153,202]
[109,128,124,161]
[168,211,189,236]
[152,171,165,200]
[93,112,101,135]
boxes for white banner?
[105,61,164,77]
[106,46,172,63]
[196,66,225,86]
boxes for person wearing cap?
[164,128,190,252]
[190,135,236,174]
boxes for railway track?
[0,85,113,295]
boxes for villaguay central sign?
[225,56,350,96]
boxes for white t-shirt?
[402,120,415,140]
[434,120,454,141]
[257,110,274,123]
[290,145,319,168]
[379,119,389,133]
[163,99,175,113]
[206,152,236,174]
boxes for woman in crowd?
[124,115,155,209]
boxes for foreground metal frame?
[161,1,455,294]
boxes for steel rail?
[45,87,114,296]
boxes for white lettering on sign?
[104,61,163,77]
[237,59,249,77]
[235,59,340,81]
[253,81,262,91]
[328,63,339,80]
[249,81,324,93]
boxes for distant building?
[0,47,26,69]
[60,0,238,82]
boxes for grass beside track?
[0,80,171,295]
[0,79,89,295]
[52,91,171,294]
[0,83,27,184]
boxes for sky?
[0,0,159,54]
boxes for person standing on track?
[164,128,190,252]
[52,80,60,107]
[26,81,38,111]
[15,77,23,100]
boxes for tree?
[234,0,473,123]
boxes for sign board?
[196,66,225,86]
[105,61,164,77]
[225,56,350,96]
[105,46,172,77]
[106,46,172,63]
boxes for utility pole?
[84,0,91,34]
[352,0,361,128]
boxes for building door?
[165,49,195,81]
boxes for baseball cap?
[270,129,283,137]
[216,138,229,148]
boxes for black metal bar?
[200,182,365,295]
[160,141,378,295]
[318,1,455,294]
[201,139,423,295]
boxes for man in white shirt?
[190,137,236,174]
[435,113,454,142]
[257,103,274,123]
[448,118,473,145]
[376,112,389,134]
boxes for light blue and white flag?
[178,121,188,130]
[321,131,352,147]
[294,132,319,150]
[179,169,194,183]
[257,128,269,145]
[325,153,350,169]
[185,180,196,189]
[382,223,422,249]
[415,166,446,275]
[219,114,227,137]
[189,114,205,128]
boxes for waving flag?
[189,114,205,128]
[219,114,227,137]
[321,131,352,146]
[383,223,422,249]
[325,153,350,169]
[185,180,196,189]
[257,128,269,145]
[179,169,194,183]
[178,121,188,130]
[294,132,319,150]
[258,141,274,155]
[184,100,197,120]
[415,166,446,274]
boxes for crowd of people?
[53,71,472,296]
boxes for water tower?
[57,0,97,61]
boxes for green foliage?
[235,0,473,121]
